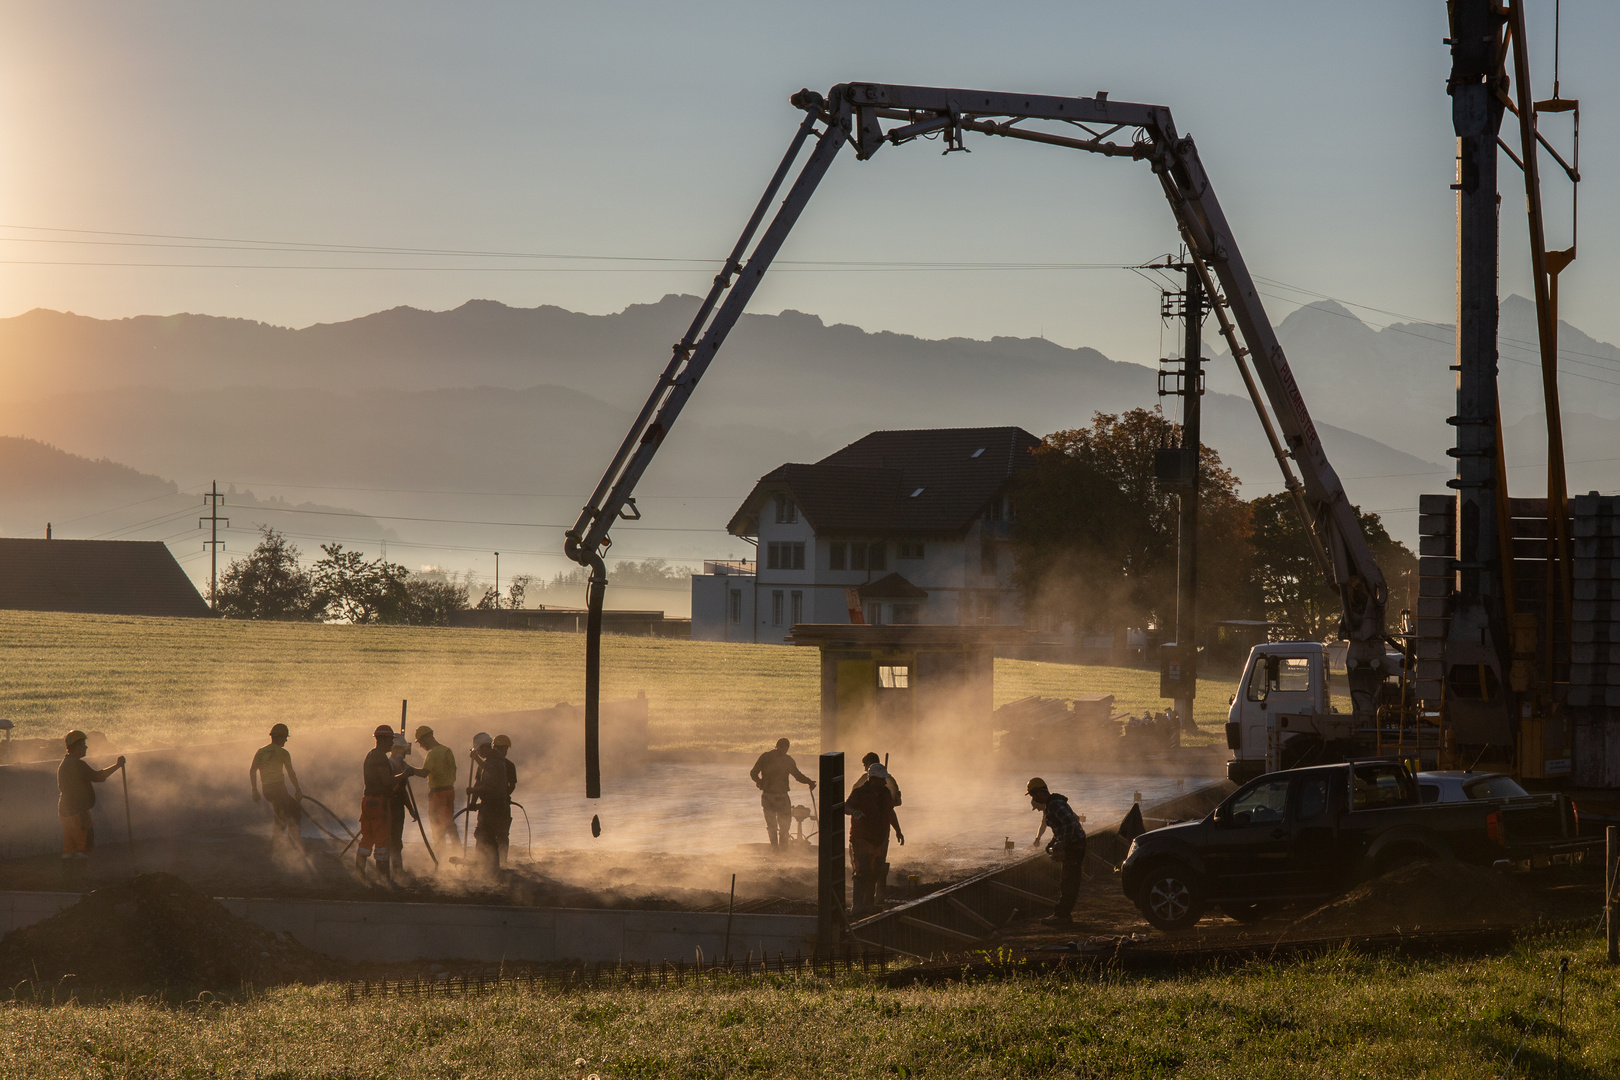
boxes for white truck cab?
[1225,642,1352,783]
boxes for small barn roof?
[0,538,210,617]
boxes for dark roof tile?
[0,539,210,617]
[729,426,1038,537]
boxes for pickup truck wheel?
[1136,864,1205,932]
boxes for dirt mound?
[1290,860,1541,936]
[0,872,338,995]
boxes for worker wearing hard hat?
[357,724,405,881]
[385,732,419,876]
[470,734,517,874]
[1027,777,1087,926]
[250,723,304,846]
[749,738,815,850]
[57,730,125,885]
[846,760,904,917]
[849,751,903,905]
[414,726,458,849]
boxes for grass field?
[0,611,1233,753]
[1,929,1613,1079]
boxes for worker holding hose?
[358,724,404,882]
[249,723,304,847]
[414,725,458,849]
[57,730,124,887]
[846,760,903,917]
[1027,777,1087,926]
[471,734,517,874]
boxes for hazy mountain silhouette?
[0,295,1462,569]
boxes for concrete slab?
[0,888,814,966]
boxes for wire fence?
[341,945,891,1003]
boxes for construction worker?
[749,738,814,850]
[849,753,902,905]
[847,759,903,917]
[249,723,304,845]
[470,734,517,874]
[414,725,458,849]
[57,730,124,886]
[1027,777,1087,926]
[386,732,419,876]
[358,724,404,881]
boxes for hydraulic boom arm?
[567,83,1390,798]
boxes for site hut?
[691,426,1040,642]
[789,623,1034,760]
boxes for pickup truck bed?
[1119,761,1589,931]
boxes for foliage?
[610,558,693,590]
[0,610,1233,751]
[1010,408,1258,637]
[309,544,410,624]
[1,931,1614,1079]
[401,576,469,626]
[214,527,321,621]
[1249,493,1418,639]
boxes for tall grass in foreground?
[0,611,1233,752]
[1,931,1613,1078]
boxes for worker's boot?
[875,862,890,908]
[390,854,404,879]
[378,854,393,883]
[355,851,368,875]
[852,877,874,918]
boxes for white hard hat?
[472,731,492,748]
[866,763,889,780]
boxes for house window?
[892,603,920,624]
[868,542,887,571]
[767,541,805,570]
[865,601,883,626]
[851,543,867,571]
[976,592,1001,625]
[829,542,846,570]
[728,589,742,624]
[790,591,803,625]
[877,664,910,689]
[898,541,924,560]
[980,540,997,575]
[775,495,797,524]
[771,590,784,626]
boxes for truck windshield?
[1351,764,1413,809]
[1462,775,1530,800]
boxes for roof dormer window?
[774,495,797,524]
[910,487,924,498]
[971,448,985,458]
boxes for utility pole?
[200,481,228,612]
[1155,262,1205,732]
[493,552,500,610]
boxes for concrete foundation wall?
[0,890,815,966]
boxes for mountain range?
[3,292,1615,612]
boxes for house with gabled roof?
[691,426,1039,642]
[0,538,210,617]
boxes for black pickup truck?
[1120,761,1589,931]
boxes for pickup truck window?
[1351,764,1413,809]
[1229,777,1291,825]
[1297,776,1330,820]
[1463,775,1530,800]
[1245,662,1269,702]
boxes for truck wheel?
[1136,864,1205,932]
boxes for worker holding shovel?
[57,730,124,888]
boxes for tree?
[310,543,410,624]
[215,527,320,620]
[1248,493,1417,639]
[609,558,692,589]
[1010,407,1258,638]
[401,576,469,626]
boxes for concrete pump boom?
[566,83,1390,799]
